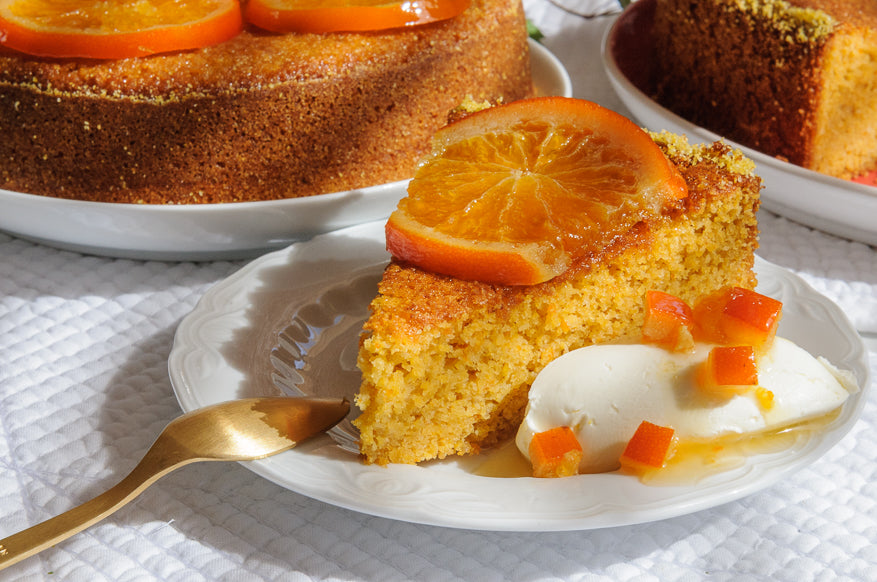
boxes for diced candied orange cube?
[710,345,758,385]
[692,287,783,351]
[692,287,734,344]
[697,345,758,397]
[719,287,783,351]
[529,426,583,478]
[619,421,676,471]
[642,290,695,352]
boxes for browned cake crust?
[354,134,761,465]
[651,0,877,180]
[0,0,532,204]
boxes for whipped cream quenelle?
[516,337,859,474]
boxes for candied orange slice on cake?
[245,0,470,33]
[0,0,243,59]
[386,97,689,286]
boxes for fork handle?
[0,452,193,571]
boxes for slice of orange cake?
[353,98,761,465]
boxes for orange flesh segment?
[0,0,242,59]
[245,0,470,33]
[642,290,695,352]
[529,426,583,478]
[620,421,676,471]
[386,97,688,286]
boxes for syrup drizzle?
[473,408,842,484]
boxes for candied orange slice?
[386,97,688,286]
[245,0,469,33]
[0,0,242,59]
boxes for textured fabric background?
[1,2,875,580]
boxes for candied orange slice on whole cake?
[385,97,689,286]
[0,0,243,59]
[245,0,470,33]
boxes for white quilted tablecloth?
[1,2,875,580]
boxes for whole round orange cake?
[0,0,532,204]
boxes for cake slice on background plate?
[651,0,877,181]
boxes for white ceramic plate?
[601,0,877,246]
[168,220,869,532]
[0,40,571,262]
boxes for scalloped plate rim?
[168,220,869,532]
